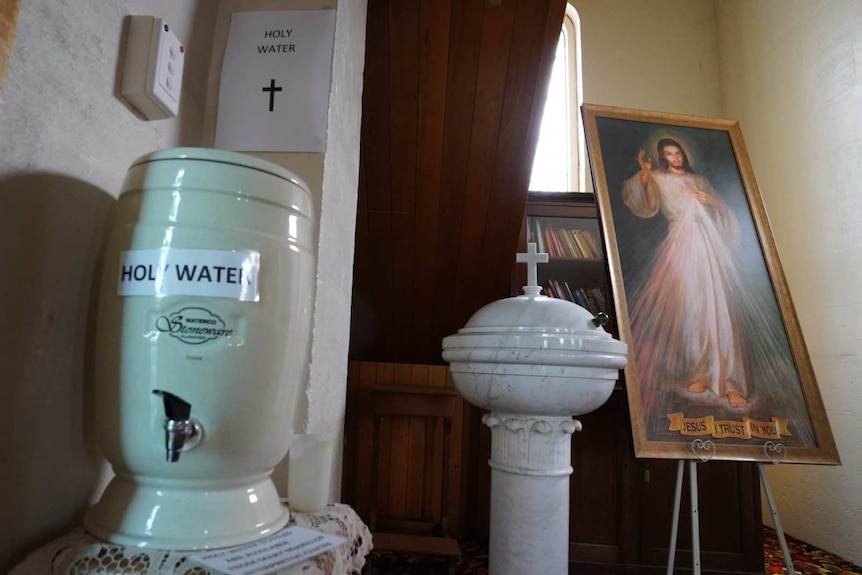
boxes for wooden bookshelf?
[514,192,610,318]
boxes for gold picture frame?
[0,0,20,106]
[582,104,839,464]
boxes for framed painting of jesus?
[581,104,839,464]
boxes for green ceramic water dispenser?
[84,148,315,550]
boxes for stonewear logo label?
[156,307,234,345]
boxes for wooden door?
[638,459,764,573]
[344,361,467,536]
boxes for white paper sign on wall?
[215,9,336,153]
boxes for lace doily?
[9,503,372,575]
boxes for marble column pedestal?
[483,412,581,575]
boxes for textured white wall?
[0,0,216,570]
[716,0,862,565]
[572,0,722,193]
[201,0,366,502]
[574,0,722,116]
[305,0,366,502]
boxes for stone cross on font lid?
[516,243,548,296]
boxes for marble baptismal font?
[442,244,628,575]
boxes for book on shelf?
[556,229,578,258]
[578,229,602,258]
[544,226,561,258]
[532,219,547,254]
[572,288,590,310]
[530,219,602,260]
[541,280,606,316]
[575,230,600,258]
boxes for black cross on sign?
[262,78,283,112]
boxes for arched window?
[529,5,583,193]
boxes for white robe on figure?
[622,169,748,415]
[620,166,817,446]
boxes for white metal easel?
[666,441,796,575]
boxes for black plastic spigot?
[153,389,192,419]
[152,389,202,462]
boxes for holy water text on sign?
[117,249,261,301]
[215,9,336,152]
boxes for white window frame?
[529,4,584,193]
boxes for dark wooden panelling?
[412,0,451,360]
[639,458,763,573]
[569,393,624,562]
[351,0,566,365]
[348,0,567,545]
[428,0,484,367]
[350,0,392,359]
[475,0,564,314]
[451,0,517,329]
[387,0,419,365]
[346,362,466,535]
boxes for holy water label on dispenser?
[117,249,261,301]
[189,526,346,575]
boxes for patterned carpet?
[762,526,862,575]
[366,526,862,574]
